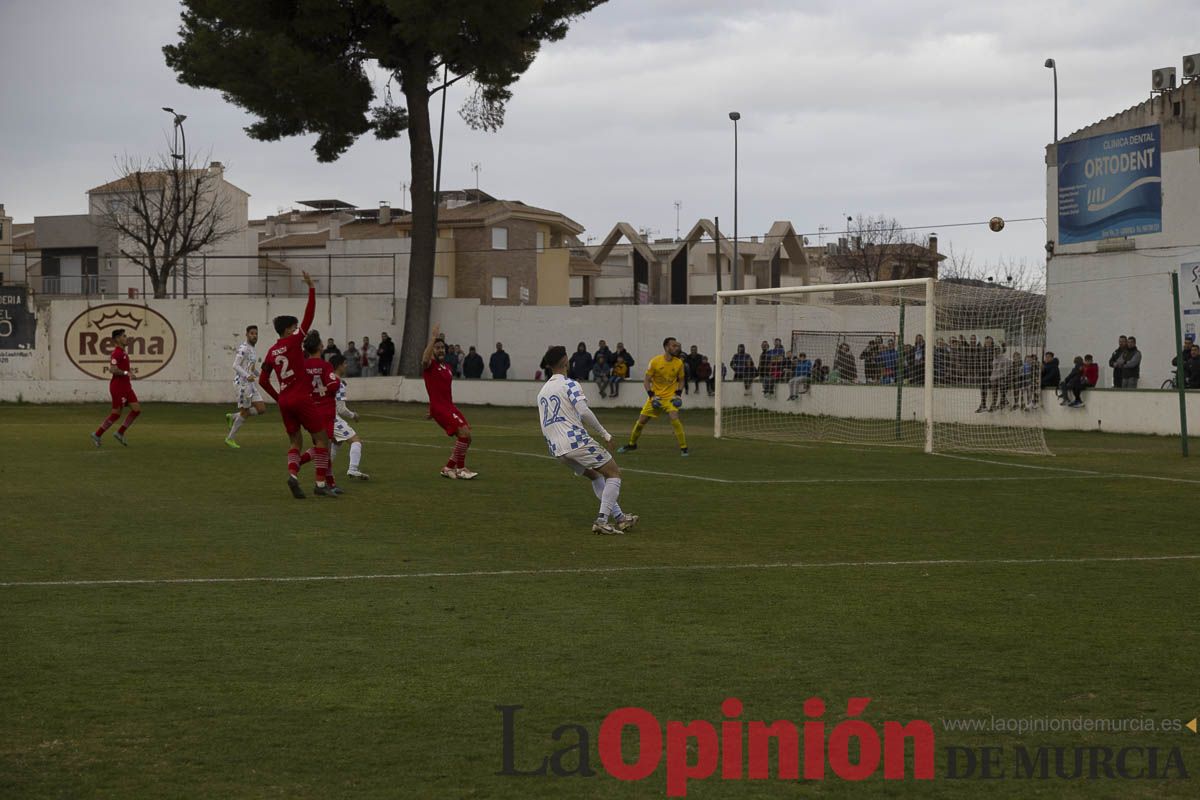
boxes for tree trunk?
[397,73,437,378]
[149,263,168,299]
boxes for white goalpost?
[714,278,1050,455]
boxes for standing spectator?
[1082,354,1099,388]
[593,339,613,367]
[569,342,594,381]
[376,332,395,376]
[614,342,635,378]
[489,342,510,379]
[834,342,857,384]
[1060,356,1087,407]
[787,352,813,400]
[767,338,785,360]
[462,346,484,379]
[811,358,829,383]
[879,339,899,384]
[593,353,612,398]
[322,338,341,362]
[1108,335,1128,388]
[443,342,460,378]
[343,341,362,377]
[860,337,882,383]
[1185,343,1200,388]
[987,344,1010,411]
[1119,336,1141,388]
[610,355,629,397]
[730,344,756,395]
[1009,351,1027,410]
[933,338,950,384]
[696,356,714,396]
[975,336,996,412]
[360,336,377,377]
[1021,353,1038,409]
[684,345,705,394]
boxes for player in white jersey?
[329,354,369,479]
[225,324,267,448]
[537,345,638,535]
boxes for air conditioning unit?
[1152,67,1176,91]
[1183,53,1200,78]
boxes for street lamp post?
[1043,59,1057,142]
[729,111,741,291]
[163,107,188,296]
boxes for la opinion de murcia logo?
[64,303,177,379]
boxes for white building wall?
[1046,149,1200,388]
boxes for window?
[491,276,508,299]
[536,231,545,253]
[491,227,508,250]
[433,275,449,298]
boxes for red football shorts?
[110,383,138,408]
[431,405,467,436]
[278,394,327,435]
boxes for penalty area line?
[3,554,1198,589]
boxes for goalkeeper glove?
[651,397,663,409]
[671,396,683,409]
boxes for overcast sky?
[3,0,1198,276]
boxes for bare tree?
[93,152,238,298]
[942,243,1046,294]
[826,215,932,283]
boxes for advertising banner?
[1057,124,1161,244]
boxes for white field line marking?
[3,554,1198,589]
[935,452,1200,485]
[366,440,1103,485]
[359,413,515,432]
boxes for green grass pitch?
[1,403,1197,798]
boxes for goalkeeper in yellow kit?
[617,337,689,456]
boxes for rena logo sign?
[64,304,177,379]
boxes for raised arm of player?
[421,323,441,370]
[299,271,316,333]
[258,359,279,401]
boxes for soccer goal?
[714,278,1050,455]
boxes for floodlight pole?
[1044,58,1058,142]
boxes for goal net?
[714,278,1050,455]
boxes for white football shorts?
[236,382,265,408]
[333,416,357,443]
[556,441,612,475]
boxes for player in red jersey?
[258,272,330,498]
[297,330,342,496]
[90,328,142,447]
[422,323,476,479]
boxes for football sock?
[299,448,314,466]
[453,437,470,469]
[228,414,246,439]
[670,417,687,449]
[629,419,647,446]
[349,441,363,472]
[287,447,301,477]
[117,409,140,435]
[598,477,622,521]
[95,411,120,437]
[329,442,340,464]
[314,447,329,486]
[590,476,623,519]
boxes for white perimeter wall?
[2,296,1198,438]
